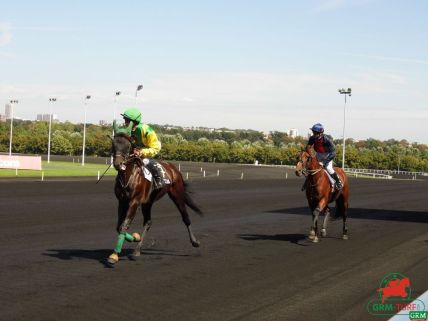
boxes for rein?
[298,153,324,189]
[117,155,140,189]
[307,167,323,175]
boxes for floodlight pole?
[47,98,57,163]
[82,95,91,166]
[8,100,18,156]
[135,84,143,105]
[113,91,121,135]
[111,91,121,163]
[338,88,352,169]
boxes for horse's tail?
[184,182,204,216]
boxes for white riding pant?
[325,160,335,175]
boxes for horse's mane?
[305,145,317,158]
[114,132,132,140]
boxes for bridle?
[112,135,137,189]
[297,152,323,177]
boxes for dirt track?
[1,165,427,321]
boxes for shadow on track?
[268,207,428,223]
[238,233,308,246]
[43,248,192,266]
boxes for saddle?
[301,170,336,192]
[140,158,171,189]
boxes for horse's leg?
[132,203,153,257]
[311,207,321,243]
[107,200,140,265]
[168,188,200,248]
[339,195,349,240]
[308,201,317,240]
[321,207,330,237]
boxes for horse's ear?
[125,121,134,136]
[299,143,305,151]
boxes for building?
[287,128,299,138]
[5,104,12,119]
[36,114,59,122]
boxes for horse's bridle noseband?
[297,153,322,176]
[115,152,129,171]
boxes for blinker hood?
[113,120,133,136]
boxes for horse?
[295,145,349,242]
[107,122,203,266]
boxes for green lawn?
[0,161,117,178]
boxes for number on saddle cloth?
[141,158,171,186]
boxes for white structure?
[5,104,12,119]
[287,128,298,138]
[37,114,58,122]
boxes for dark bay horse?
[295,145,349,242]
[107,127,202,266]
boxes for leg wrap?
[114,233,126,254]
[119,218,131,233]
[125,233,134,242]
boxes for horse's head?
[295,145,319,176]
[111,120,134,171]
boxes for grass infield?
[0,161,117,178]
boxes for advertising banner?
[0,155,42,170]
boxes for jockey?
[307,123,343,190]
[121,107,169,189]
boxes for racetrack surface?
[1,166,427,321]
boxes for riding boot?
[144,160,168,189]
[331,172,343,190]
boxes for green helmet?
[121,107,142,123]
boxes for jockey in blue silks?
[306,123,343,190]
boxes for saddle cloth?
[323,169,335,188]
[142,159,171,184]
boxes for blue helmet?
[310,123,324,133]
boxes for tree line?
[1,120,427,172]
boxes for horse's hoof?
[191,240,200,248]
[312,236,319,243]
[342,234,349,240]
[308,234,315,240]
[132,232,141,242]
[321,229,327,237]
[129,253,140,261]
[106,253,119,266]
[132,250,141,257]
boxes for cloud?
[341,52,428,65]
[13,26,87,32]
[0,22,12,46]
[312,0,347,13]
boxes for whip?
[96,163,112,184]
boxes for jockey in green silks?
[120,107,169,189]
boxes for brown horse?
[107,129,202,266]
[295,145,349,242]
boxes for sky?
[0,0,427,143]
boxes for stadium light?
[111,91,121,163]
[135,84,143,105]
[113,91,121,125]
[47,98,57,163]
[82,95,91,166]
[8,100,18,156]
[338,88,352,169]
